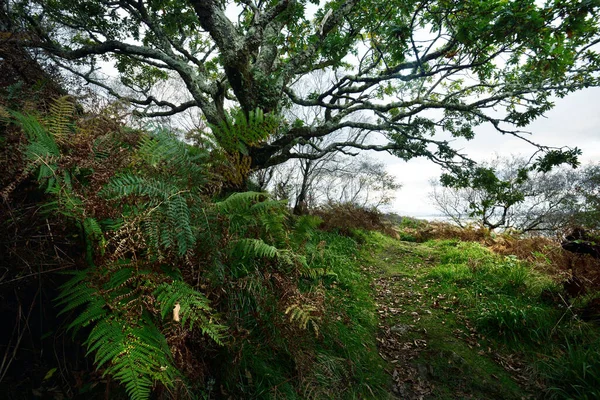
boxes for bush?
[312,202,396,237]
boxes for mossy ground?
[359,232,600,399]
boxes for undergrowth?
[0,98,388,399]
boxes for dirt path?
[374,273,435,399]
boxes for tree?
[572,163,600,229]
[257,152,400,214]
[429,155,581,233]
[8,0,600,172]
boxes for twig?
[0,288,39,382]
[0,265,73,286]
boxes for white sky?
[381,87,600,217]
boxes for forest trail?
[362,235,534,399]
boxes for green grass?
[230,231,390,399]
[358,231,600,399]
[305,232,389,399]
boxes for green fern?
[216,192,288,242]
[154,280,226,343]
[231,238,279,259]
[86,315,178,400]
[57,268,180,400]
[137,129,211,187]
[209,108,279,155]
[214,191,265,214]
[13,107,332,399]
[101,174,196,256]
[11,111,60,190]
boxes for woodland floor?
[363,236,535,399]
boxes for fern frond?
[84,217,106,255]
[12,111,60,157]
[214,191,264,214]
[105,267,134,290]
[231,238,279,259]
[67,297,107,331]
[285,304,319,336]
[167,194,195,256]
[84,316,178,400]
[11,111,63,190]
[56,281,97,315]
[137,130,209,186]
[100,174,173,201]
[46,95,75,142]
[154,280,226,344]
[209,108,279,154]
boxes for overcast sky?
[381,87,600,217]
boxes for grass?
[231,230,390,399]
[359,231,600,399]
[306,232,390,399]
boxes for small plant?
[540,335,600,399]
[473,297,556,343]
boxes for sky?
[382,87,600,217]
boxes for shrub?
[312,202,396,236]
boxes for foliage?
[1,99,390,399]
[10,0,600,172]
[572,163,600,229]
[433,155,581,233]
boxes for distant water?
[405,214,456,222]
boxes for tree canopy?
[9,0,600,170]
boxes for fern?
[58,268,181,400]
[86,315,178,400]
[216,191,289,242]
[46,95,75,142]
[83,217,106,259]
[214,191,265,214]
[209,108,279,155]
[285,304,319,336]
[101,174,174,201]
[137,129,210,187]
[12,105,333,399]
[154,280,226,344]
[101,174,196,256]
[231,238,279,259]
[10,111,60,191]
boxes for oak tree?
[8,0,600,170]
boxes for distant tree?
[429,155,580,233]
[320,155,400,208]
[255,153,400,214]
[572,163,600,229]
[8,0,600,174]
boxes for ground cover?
[360,232,600,399]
